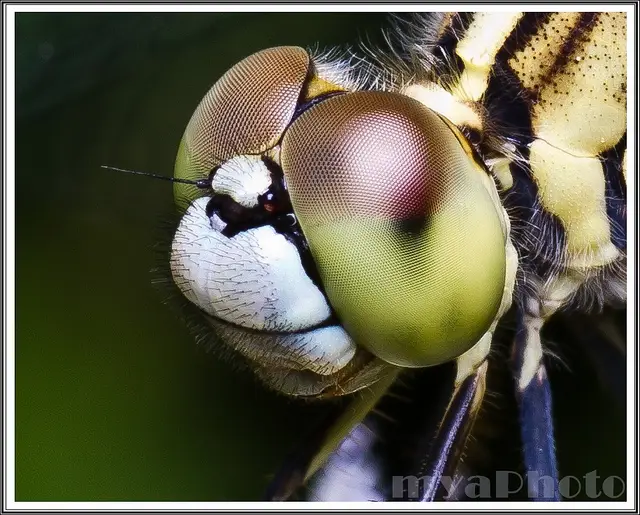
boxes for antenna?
[100,165,211,189]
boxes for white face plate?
[170,159,358,381]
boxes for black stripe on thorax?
[495,13,553,65]
[484,52,535,147]
[537,12,599,88]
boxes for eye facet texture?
[174,46,309,206]
[281,91,507,367]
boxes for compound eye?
[174,46,309,207]
[281,91,507,368]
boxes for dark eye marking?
[395,216,430,237]
[205,194,272,238]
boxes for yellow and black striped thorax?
[395,12,626,304]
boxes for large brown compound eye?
[281,91,507,368]
[174,46,310,205]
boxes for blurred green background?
[15,11,626,502]
[15,11,391,501]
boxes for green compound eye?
[281,91,507,368]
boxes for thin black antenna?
[100,165,211,189]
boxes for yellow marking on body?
[304,75,346,101]
[480,165,511,239]
[524,13,625,268]
[489,156,514,190]
[452,12,523,101]
[265,145,281,164]
[518,302,543,391]
[402,83,482,130]
[529,139,620,268]
[531,12,626,157]
[509,13,582,90]
[622,147,627,183]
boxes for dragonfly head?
[171,46,510,394]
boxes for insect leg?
[512,305,560,501]
[415,360,488,501]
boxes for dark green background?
[15,12,626,502]
[15,12,391,501]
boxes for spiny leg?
[416,360,488,501]
[397,335,493,501]
[512,305,560,501]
